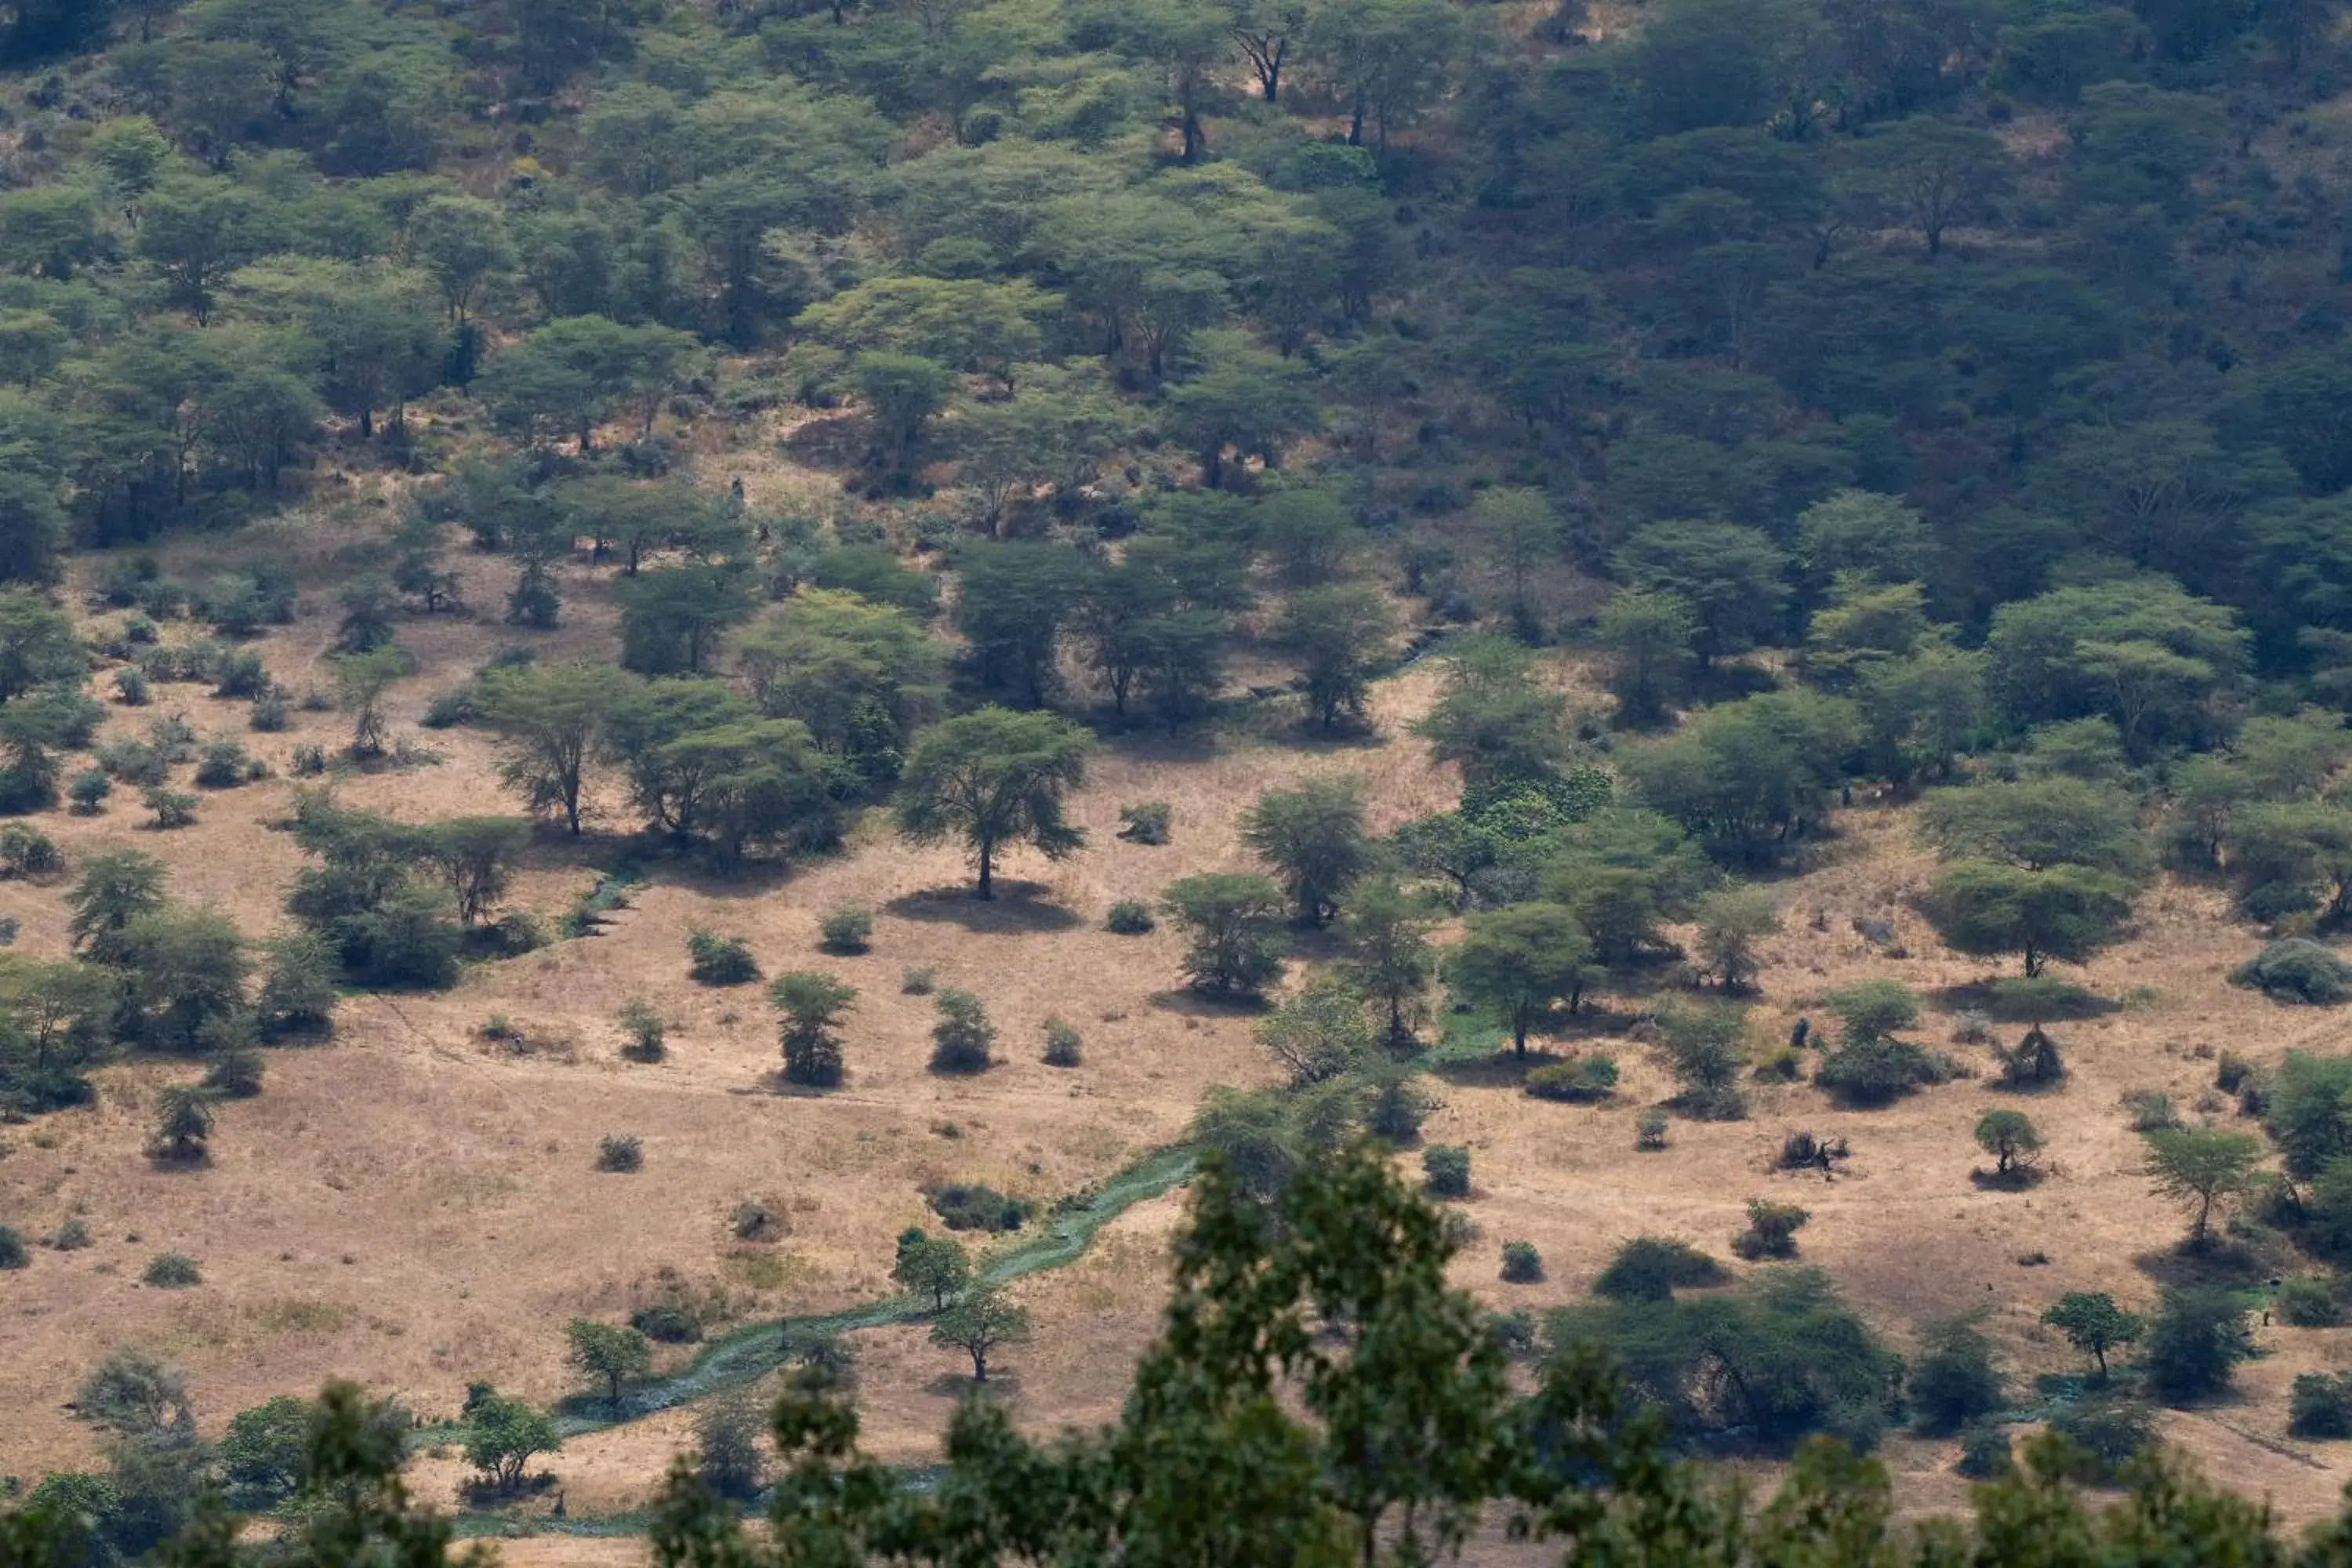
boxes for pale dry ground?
[8,507,2352,1544]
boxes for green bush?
[618,1000,666,1062]
[68,768,111,813]
[1594,1236,1725,1301]
[2143,1287,2253,1406]
[818,905,874,955]
[143,787,198,829]
[926,1182,1033,1232]
[2122,1090,2179,1133]
[1041,1018,1083,1067]
[1500,1241,1544,1283]
[2279,1274,2342,1327]
[1118,801,1173,844]
[1549,1269,1896,1451]
[2048,1398,2158,1485]
[0,822,60,877]
[1636,1108,1669,1150]
[630,1304,702,1345]
[251,690,290,732]
[1956,1425,2012,1479]
[47,1218,90,1250]
[1814,1036,1944,1107]
[1105,899,1155,935]
[2292,1373,2352,1439]
[1732,1198,1809,1260]
[143,1253,201,1288]
[1367,1073,1436,1145]
[901,964,937,995]
[114,666,150,705]
[1526,1054,1617,1102]
[930,989,996,1074]
[2230,938,2352,1006]
[688,931,759,985]
[201,1049,265,1099]
[1422,1145,1472,1198]
[193,741,253,788]
[0,1225,25,1269]
[1910,1317,2004,1436]
[597,1134,644,1173]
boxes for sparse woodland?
[15,0,2352,1559]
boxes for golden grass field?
[5,492,2352,1552]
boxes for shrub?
[772,970,855,1087]
[2048,1398,2158,1484]
[1655,1001,1748,1120]
[0,1225,24,1269]
[1367,1073,1436,1144]
[143,787,198,829]
[201,1049,265,1099]
[1041,1018,1083,1067]
[688,931,759,985]
[1526,1054,1617,1102]
[2292,1373,2352,1439]
[1910,1316,2004,1436]
[1824,980,1920,1044]
[98,738,166,785]
[1593,1236,1726,1301]
[1161,873,1289,998]
[929,989,996,1073]
[1635,1108,1670,1150]
[2122,1090,2180,1132]
[114,666,150,705]
[68,768,110,813]
[1422,1145,1472,1198]
[618,1000,666,1062]
[1732,1198,1810,1260]
[143,1253,201,1288]
[2230,938,2352,1006]
[926,1182,1033,1232]
[2143,1287,2253,1405]
[193,741,254,788]
[901,964,937,995]
[1997,1027,2065,1088]
[1118,801,1173,844]
[250,690,289,732]
[2279,1274,2342,1327]
[818,905,874,955]
[630,1304,702,1345]
[212,650,268,699]
[1105,899,1155,935]
[1815,1036,1943,1107]
[47,1218,90,1250]
[1951,1010,1994,1046]
[597,1134,644,1173]
[1973,1109,2042,1178]
[695,1396,765,1501]
[0,822,60,877]
[731,1200,782,1242]
[292,744,326,775]
[1957,1425,2012,1479]
[1500,1241,1544,1283]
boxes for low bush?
[688,931,759,985]
[143,787,198,828]
[0,823,60,877]
[901,965,937,995]
[143,1253,202,1288]
[0,1225,25,1269]
[1911,1316,2004,1436]
[2122,1090,2180,1133]
[68,769,110,813]
[926,1182,1033,1232]
[1593,1236,1726,1301]
[1732,1198,1810,1260]
[193,740,256,788]
[1526,1055,1618,1103]
[1956,1425,2011,1478]
[2049,1398,2158,1485]
[2231,939,2352,1006]
[1105,899,1155,935]
[1815,1036,1944,1107]
[114,666,150,706]
[1423,1145,1472,1198]
[47,1218,90,1250]
[250,690,290,731]
[1118,801,1173,844]
[618,1000,666,1062]
[1996,1028,2066,1089]
[818,906,873,955]
[2143,1287,2253,1406]
[1635,1108,1669,1150]
[2292,1373,2352,1439]
[201,1049,266,1099]
[597,1134,644,1173]
[1500,1241,1544,1283]
[2279,1274,2342,1327]
[929,989,996,1074]
[630,1304,702,1345]
[1367,1073,1436,1145]
[1041,1018,1083,1067]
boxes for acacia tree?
[1339,879,1439,1047]
[1974,1109,2042,1178]
[892,1228,971,1311]
[1446,902,1599,1055]
[770,971,856,1087]
[2143,1127,2263,1249]
[477,661,619,835]
[894,707,1091,899]
[2042,1291,2143,1381]
[564,1319,651,1410]
[928,1283,1030,1382]
[1241,775,1373,928]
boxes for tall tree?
[894,708,1092,898]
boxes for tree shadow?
[2130,1238,2272,1290]
[147,1147,211,1172]
[923,1371,1022,1399]
[1429,1048,1561,1089]
[1970,1166,2048,1193]
[887,883,1080,934]
[1930,979,2118,1022]
[1148,986,1270,1018]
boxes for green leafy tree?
[1446,902,1599,1055]
[1471,486,1562,640]
[1974,1109,2043,1177]
[477,661,618,834]
[565,1319,652,1409]
[1693,886,1777,993]
[1411,634,1570,799]
[2142,1127,2263,1249]
[1338,879,1438,1047]
[0,587,81,702]
[891,1228,971,1311]
[1161,873,1290,999]
[1595,589,1697,728]
[771,971,856,1088]
[2042,1291,2143,1381]
[463,1388,559,1491]
[1614,519,1789,669]
[929,1283,1030,1382]
[68,848,168,965]
[1276,583,1393,731]
[1241,775,1373,928]
[894,707,1091,899]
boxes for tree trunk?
[976,839,994,900]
